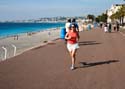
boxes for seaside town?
[0,0,125,89]
[0,16,84,23]
[0,4,124,24]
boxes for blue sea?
[0,22,65,38]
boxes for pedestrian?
[48,31,51,36]
[71,18,80,38]
[65,18,71,33]
[100,23,103,28]
[116,22,120,32]
[60,27,66,40]
[65,19,71,43]
[71,18,79,32]
[113,24,116,32]
[104,23,108,33]
[108,23,112,33]
[65,24,80,70]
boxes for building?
[107,4,125,23]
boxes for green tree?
[87,14,95,22]
[119,5,125,25]
[110,5,125,25]
[95,17,99,23]
[110,12,119,22]
[96,13,108,22]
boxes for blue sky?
[0,0,124,21]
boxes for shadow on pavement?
[77,60,119,69]
[79,41,101,46]
[33,42,56,50]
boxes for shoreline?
[0,27,62,60]
[0,27,62,40]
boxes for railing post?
[12,44,16,56]
[2,46,7,60]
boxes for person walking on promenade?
[60,27,66,40]
[104,23,108,33]
[65,24,80,70]
[100,22,103,29]
[71,18,80,38]
[64,18,71,43]
[71,18,79,32]
[116,22,120,32]
[108,23,112,33]
[113,23,117,32]
[65,18,71,33]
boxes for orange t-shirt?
[67,31,78,44]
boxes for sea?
[0,22,65,38]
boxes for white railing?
[0,44,17,61]
[2,46,7,61]
[12,44,17,56]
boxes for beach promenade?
[0,28,125,89]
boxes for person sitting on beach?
[65,24,80,70]
[65,18,71,32]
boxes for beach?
[0,28,61,60]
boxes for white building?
[107,4,125,23]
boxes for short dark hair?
[72,18,76,22]
[67,18,71,23]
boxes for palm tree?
[110,13,118,22]
[119,5,125,25]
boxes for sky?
[0,0,124,21]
